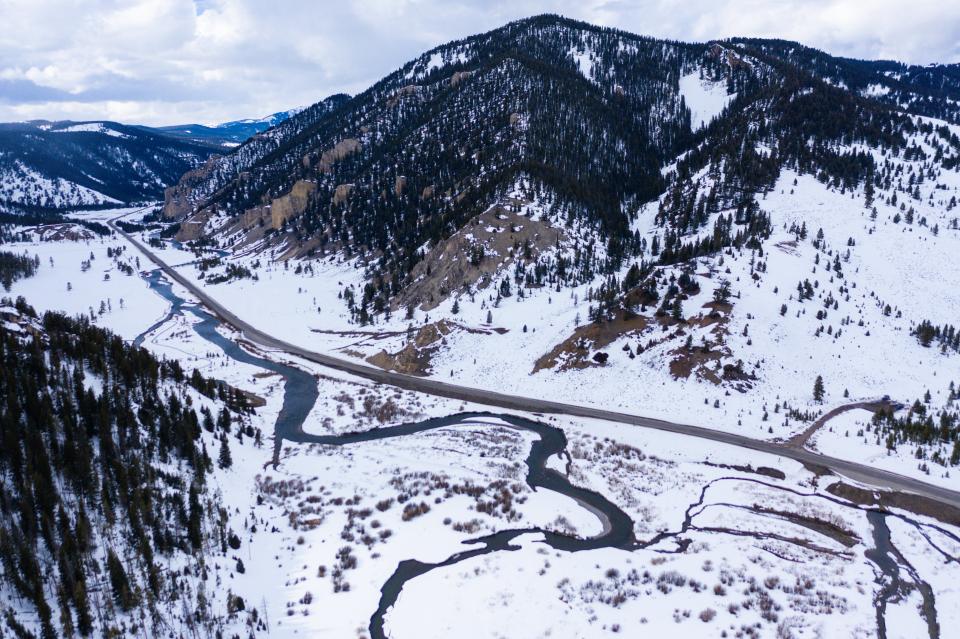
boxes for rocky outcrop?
[318,138,360,172]
[270,180,317,230]
[450,71,474,87]
[367,320,454,375]
[162,155,221,220]
[393,202,560,312]
[709,43,752,70]
[175,208,214,241]
[387,84,421,107]
[332,183,354,205]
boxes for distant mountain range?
[0,108,308,215]
[149,108,306,146]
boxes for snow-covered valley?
[1,188,958,637]
[119,138,960,494]
[5,14,960,639]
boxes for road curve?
[111,220,960,511]
[787,400,892,449]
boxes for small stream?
[136,269,637,638]
[866,510,939,639]
[136,269,320,462]
[135,268,946,639]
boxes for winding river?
[138,269,320,461]
[135,267,946,639]
[136,268,639,637]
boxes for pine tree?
[671,298,684,322]
[813,375,825,403]
[188,483,203,550]
[73,581,93,636]
[106,549,137,611]
[713,280,731,304]
[623,263,641,291]
[218,436,233,469]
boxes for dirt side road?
[787,400,894,449]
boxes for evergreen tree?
[671,297,684,322]
[713,280,732,304]
[217,435,233,469]
[106,549,137,611]
[188,482,203,550]
[813,375,825,403]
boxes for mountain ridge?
[149,107,309,146]
[0,119,220,215]
[0,108,317,216]
[161,14,960,321]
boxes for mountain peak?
[152,18,960,324]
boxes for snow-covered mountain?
[159,14,960,475]
[0,108,314,217]
[0,120,219,215]
[164,15,960,310]
[4,15,960,639]
[152,107,308,147]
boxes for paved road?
[111,219,960,511]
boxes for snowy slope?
[678,71,734,129]
[132,110,960,492]
[49,121,133,138]
[4,199,959,637]
[0,160,122,208]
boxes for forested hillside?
[0,121,220,214]
[163,15,960,322]
[0,297,260,637]
[143,14,960,476]
[160,94,351,220]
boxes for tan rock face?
[241,206,269,230]
[367,320,455,376]
[386,84,421,107]
[709,43,751,70]
[162,155,221,220]
[393,202,560,312]
[175,209,214,241]
[450,71,474,87]
[318,138,361,172]
[270,180,317,230]
[332,183,354,205]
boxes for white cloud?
[1,0,958,126]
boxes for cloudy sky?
[2,0,958,126]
